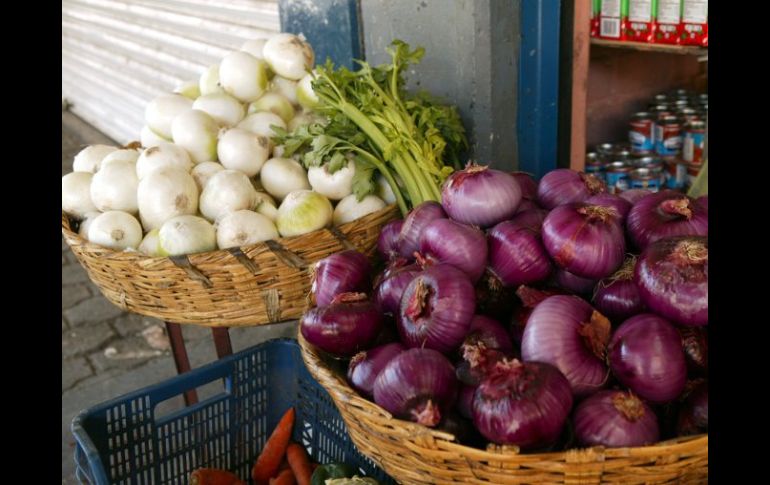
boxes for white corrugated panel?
[62,0,281,144]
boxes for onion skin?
[397,264,476,354]
[510,286,567,344]
[457,384,476,419]
[511,172,538,200]
[311,250,372,308]
[348,342,406,398]
[679,327,708,374]
[676,381,708,436]
[592,256,646,323]
[472,359,573,448]
[463,315,514,354]
[696,195,708,213]
[514,198,540,214]
[473,270,517,322]
[521,295,610,396]
[608,314,687,403]
[626,191,708,250]
[420,219,488,282]
[635,236,708,326]
[373,348,458,427]
[397,201,446,259]
[574,390,660,448]
[619,189,651,205]
[373,262,421,315]
[488,221,552,287]
[552,268,598,295]
[509,208,549,233]
[300,293,383,357]
[377,219,404,261]
[586,193,632,222]
[537,169,606,210]
[441,164,522,228]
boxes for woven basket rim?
[297,331,707,460]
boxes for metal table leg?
[211,327,233,358]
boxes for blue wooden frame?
[518,0,561,178]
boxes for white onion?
[216,210,279,249]
[272,145,287,158]
[101,148,140,167]
[219,51,269,102]
[174,79,201,100]
[260,157,311,200]
[255,191,279,221]
[73,145,118,173]
[217,128,270,177]
[333,194,386,226]
[88,211,143,250]
[199,170,258,222]
[199,64,224,96]
[296,72,319,110]
[307,160,355,200]
[78,211,101,239]
[137,167,199,230]
[263,34,315,80]
[376,173,397,204]
[138,229,161,256]
[288,112,319,132]
[191,161,225,191]
[248,93,295,123]
[158,215,216,256]
[62,172,98,218]
[270,76,299,105]
[141,125,169,148]
[145,94,193,140]
[237,111,287,140]
[192,93,245,127]
[276,190,333,237]
[90,160,139,214]
[171,109,220,164]
[241,38,268,60]
[135,142,193,180]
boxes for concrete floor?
[61,110,298,483]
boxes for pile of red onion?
[301,164,708,453]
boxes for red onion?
[474,270,517,321]
[515,198,540,213]
[348,342,406,398]
[377,219,404,261]
[456,344,508,386]
[586,193,632,221]
[543,204,626,279]
[635,236,708,326]
[419,219,487,282]
[488,221,552,287]
[679,327,708,374]
[510,208,549,232]
[696,195,708,213]
[521,295,610,396]
[619,189,651,204]
[397,201,446,259]
[574,390,660,448]
[537,169,606,210]
[511,172,538,200]
[472,359,573,448]
[553,268,598,295]
[592,256,646,323]
[373,348,458,427]
[301,293,383,357]
[398,264,476,354]
[457,384,476,419]
[509,286,567,344]
[463,315,514,354]
[311,250,372,307]
[441,163,522,228]
[608,313,687,403]
[676,381,708,436]
[373,262,422,315]
[626,191,708,250]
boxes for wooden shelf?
[591,38,708,58]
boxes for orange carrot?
[286,443,313,485]
[269,468,296,485]
[252,408,296,485]
[189,468,243,485]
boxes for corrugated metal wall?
[62,0,281,144]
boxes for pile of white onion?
[61,32,392,257]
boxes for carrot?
[189,468,243,485]
[286,443,314,485]
[269,468,296,485]
[252,408,296,485]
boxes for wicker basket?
[298,333,708,485]
[61,204,399,327]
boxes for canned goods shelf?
[591,38,708,57]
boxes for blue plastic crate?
[72,338,393,485]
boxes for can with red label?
[654,0,681,44]
[585,152,605,181]
[681,0,707,46]
[599,0,629,40]
[682,119,705,165]
[605,161,634,194]
[591,0,601,37]
[629,112,655,155]
[664,159,688,189]
[626,0,656,42]
[677,107,700,124]
[655,116,682,157]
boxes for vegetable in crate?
[190,468,246,485]
[310,463,356,485]
[253,408,295,485]
[286,443,313,485]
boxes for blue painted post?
[278,0,364,69]
[518,0,561,179]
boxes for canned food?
[678,107,700,124]
[674,99,690,109]
[605,161,633,194]
[682,120,706,165]
[653,94,670,104]
[655,115,683,157]
[630,168,662,192]
[633,156,664,172]
[687,162,702,186]
[629,112,655,155]
[664,159,688,189]
[672,88,690,97]
[697,93,708,103]
[585,152,603,177]
[596,143,615,158]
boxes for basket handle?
[328,227,356,251]
[227,247,260,274]
[169,256,213,288]
[265,240,307,269]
